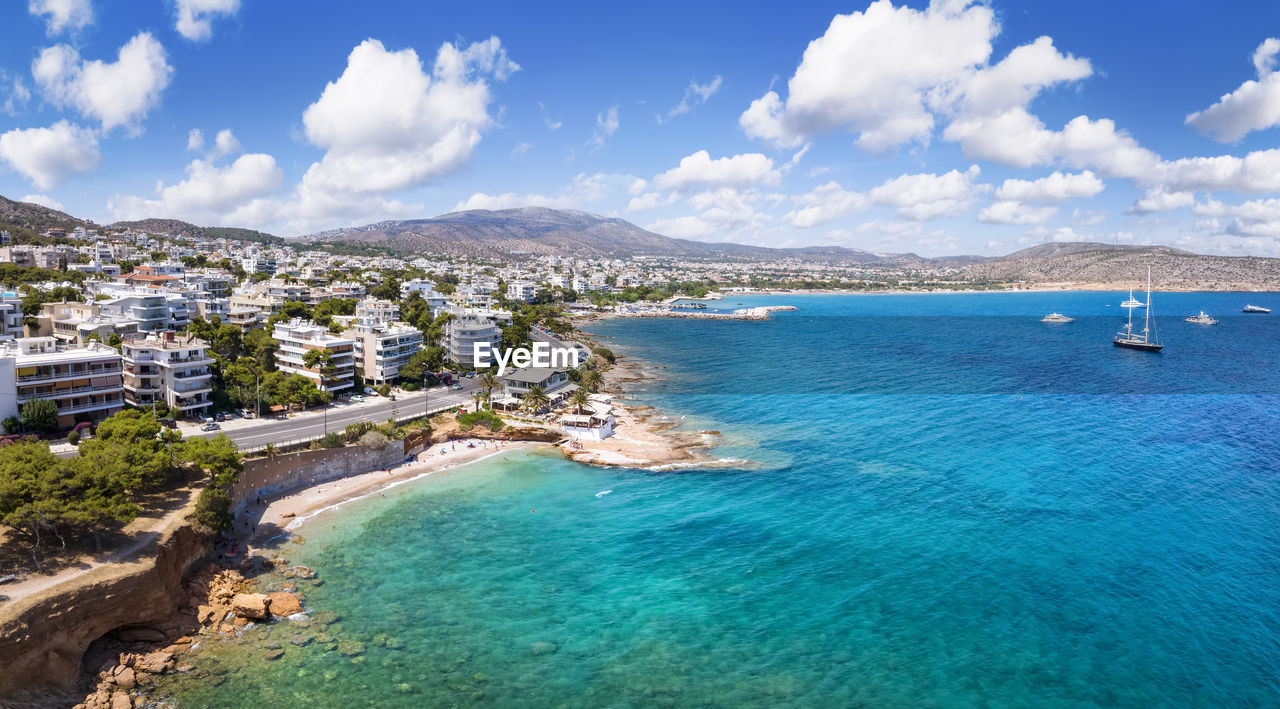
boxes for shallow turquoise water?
[164,292,1280,707]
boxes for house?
[491,366,573,412]
[560,397,616,440]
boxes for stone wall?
[0,499,208,701]
[230,441,407,517]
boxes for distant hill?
[300,207,925,264]
[963,242,1280,288]
[110,218,284,245]
[0,195,96,242]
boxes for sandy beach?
[242,439,548,545]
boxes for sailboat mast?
[1144,266,1152,339]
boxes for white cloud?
[294,36,517,224]
[2,74,31,116]
[452,191,574,211]
[1071,208,1106,226]
[211,128,241,159]
[0,120,99,189]
[175,0,240,42]
[1192,196,1280,238]
[1185,38,1280,142]
[993,170,1104,202]
[453,172,639,213]
[29,0,92,36]
[784,181,868,227]
[20,193,64,211]
[1152,148,1280,193]
[33,32,173,133]
[510,142,531,158]
[108,153,283,223]
[627,191,677,212]
[740,0,996,151]
[661,76,722,123]
[977,200,1057,224]
[539,102,562,130]
[868,164,987,220]
[1127,187,1195,214]
[589,105,619,149]
[186,128,204,152]
[647,187,773,238]
[653,150,781,190]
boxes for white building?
[444,307,511,368]
[0,338,124,428]
[345,299,424,385]
[507,280,537,302]
[120,331,214,418]
[273,318,356,393]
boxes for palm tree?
[472,391,486,411]
[477,372,500,402]
[521,384,550,414]
[580,368,603,393]
[568,388,592,415]
[264,443,278,459]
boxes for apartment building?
[444,307,512,368]
[0,338,124,428]
[342,299,422,386]
[120,331,214,418]
[507,280,538,302]
[273,318,356,393]
[0,295,23,339]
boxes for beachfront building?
[491,366,573,413]
[344,298,423,385]
[560,395,616,440]
[273,318,356,394]
[444,307,512,368]
[120,331,215,418]
[0,338,124,428]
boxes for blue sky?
[3,1,1280,257]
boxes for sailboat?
[1121,288,1145,309]
[1114,267,1163,352]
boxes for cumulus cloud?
[1127,187,1195,214]
[993,170,1104,202]
[20,193,65,210]
[1151,147,1280,193]
[647,187,774,239]
[740,0,996,151]
[452,172,639,213]
[661,76,722,123]
[186,128,204,152]
[210,129,241,159]
[868,164,987,220]
[2,73,31,116]
[1192,196,1280,238]
[627,191,678,212]
[653,150,781,190]
[293,36,517,225]
[977,200,1058,224]
[175,0,241,42]
[589,105,619,149]
[0,120,99,189]
[784,181,869,227]
[108,153,283,223]
[33,32,173,133]
[29,0,92,36]
[1186,38,1280,142]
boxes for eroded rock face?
[230,593,271,620]
[0,523,208,700]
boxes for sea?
[157,292,1280,707]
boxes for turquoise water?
[163,292,1280,707]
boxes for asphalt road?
[191,378,482,450]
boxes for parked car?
[364,387,377,395]
[453,383,464,390]
[237,408,254,419]
[159,418,178,429]
[200,422,220,431]
[214,412,227,422]
[351,394,365,403]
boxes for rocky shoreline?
[611,305,797,321]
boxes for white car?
[351,394,365,403]
[364,387,378,395]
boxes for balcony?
[172,368,212,379]
[56,396,123,415]
[18,382,122,401]
[17,363,122,384]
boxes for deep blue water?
[164,292,1280,707]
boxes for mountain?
[110,218,284,245]
[0,195,96,242]
[962,242,1280,288]
[300,207,924,263]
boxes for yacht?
[1185,311,1218,325]
[1114,267,1163,352]
[1041,313,1074,323]
[1242,304,1271,313]
[1121,288,1145,309]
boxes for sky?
[3,1,1280,257]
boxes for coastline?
[244,440,548,545]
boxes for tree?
[580,368,603,393]
[477,372,500,401]
[177,435,242,486]
[78,409,174,494]
[521,384,550,414]
[194,487,232,533]
[569,388,592,415]
[20,399,59,433]
[244,328,278,370]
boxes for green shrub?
[457,410,505,432]
[1,416,19,435]
[194,487,232,533]
[319,432,344,448]
[592,347,616,364]
[376,383,391,397]
[67,430,80,445]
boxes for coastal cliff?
[0,501,209,703]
